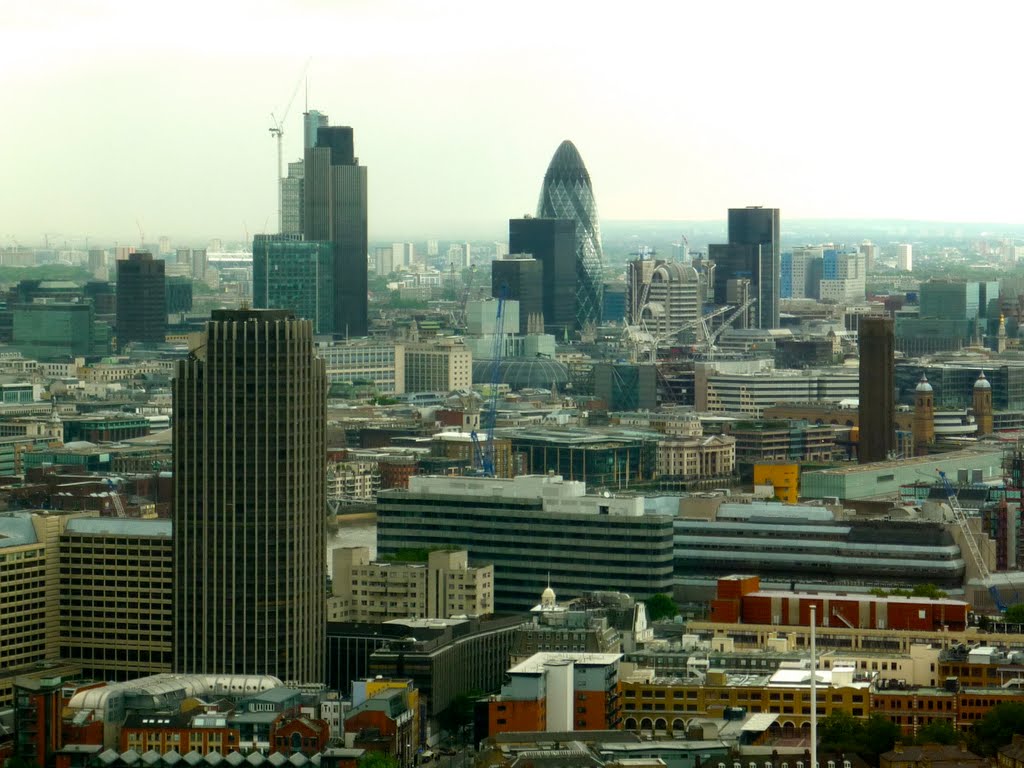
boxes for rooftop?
[508,652,623,675]
[65,517,171,538]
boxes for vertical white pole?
[810,604,818,768]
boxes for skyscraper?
[492,255,544,335]
[537,140,604,329]
[726,207,780,328]
[252,234,336,334]
[509,217,576,337]
[304,124,368,337]
[173,309,326,683]
[115,251,166,349]
[858,316,895,464]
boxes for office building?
[403,337,471,392]
[637,261,701,341]
[709,207,780,328]
[173,309,326,683]
[281,160,305,236]
[317,339,405,395]
[820,250,867,303]
[328,547,493,622]
[859,241,878,272]
[594,362,658,411]
[115,252,166,348]
[509,217,576,337]
[485,652,623,735]
[537,140,605,329]
[11,302,110,359]
[492,256,544,334]
[626,258,658,323]
[897,243,913,271]
[858,316,896,464]
[59,517,173,680]
[252,234,336,334]
[377,475,675,611]
[304,124,369,337]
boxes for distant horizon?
[8,216,1024,252]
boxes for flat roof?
[0,514,37,548]
[807,447,1003,476]
[509,652,622,674]
[65,518,171,537]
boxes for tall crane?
[269,60,311,232]
[694,297,757,360]
[938,470,1006,612]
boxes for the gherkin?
[537,140,604,328]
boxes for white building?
[317,339,405,395]
[820,252,867,303]
[897,243,913,272]
[639,262,701,343]
[695,359,859,415]
[404,337,472,393]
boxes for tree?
[971,702,1024,755]
[357,754,399,768]
[644,593,679,622]
[915,719,959,745]
[1004,604,1024,624]
[860,714,901,765]
[818,711,862,754]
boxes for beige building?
[318,339,406,395]
[329,547,493,621]
[656,435,735,479]
[404,338,472,393]
[431,431,515,478]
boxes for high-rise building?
[537,140,605,329]
[897,243,913,272]
[509,217,576,337]
[626,258,657,324]
[252,234,336,334]
[637,262,701,342]
[492,256,544,334]
[303,109,328,150]
[115,252,166,349]
[304,124,368,337]
[710,207,780,328]
[173,309,326,683]
[403,338,472,392]
[859,241,878,272]
[820,250,866,303]
[858,316,895,464]
[281,160,305,236]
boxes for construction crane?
[471,289,507,476]
[269,60,311,232]
[937,470,1006,612]
[693,297,757,360]
[135,218,145,249]
[622,304,733,364]
[457,264,478,329]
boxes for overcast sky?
[2,1,1022,246]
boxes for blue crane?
[471,289,507,477]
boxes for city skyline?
[4,2,1024,244]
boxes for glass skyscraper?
[537,140,605,329]
[252,234,335,334]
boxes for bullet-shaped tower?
[913,374,935,455]
[973,370,993,436]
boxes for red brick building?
[270,717,331,756]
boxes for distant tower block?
[858,316,895,463]
[913,374,936,455]
[973,371,993,436]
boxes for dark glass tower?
[492,256,544,335]
[858,316,896,463]
[537,140,604,329]
[173,309,326,683]
[508,218,576,337]
[304,125,368,337]
[725,207,780,329]
[115,252,166,349]
[253,234,336,334]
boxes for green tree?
[860,714,901,765]
[357,754,399,768]
[818,711,862,754]
[914,719,959,745]
[971,702,1024,755]
[644,593,679,622]
[1004,604,1024,624]
[910,584,948,600]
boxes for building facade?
[252,234,336,334]
[173,309,326,683]
[403,338,472,393]
[536,140,605,330]
[491,256,544,335]
[303,124,369,337]
[116,252,167,348]
[508,217,577,337]
[858,316,896,463]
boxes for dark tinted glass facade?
[304,125,368,337]
[491,257,543,335]
[537,140,605,329]
[116,252,166,348]
[709,207,780,329]
[173,309,326,683]
[509,218,576,337]
[253,234,336,334]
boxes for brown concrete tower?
[858,316,896,463]
[913,374,935,455]
[973,370,993,436]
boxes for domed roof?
[472,358,570,391]
[541,586,556,607]
[974,371,991,390]
[915,374,933,393]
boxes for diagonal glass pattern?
[537,140,604,328]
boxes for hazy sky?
[3,1,1023,246]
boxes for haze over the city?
[3,0,1023,244]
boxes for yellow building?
[620,666,870,738]
[753,463,800,503]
